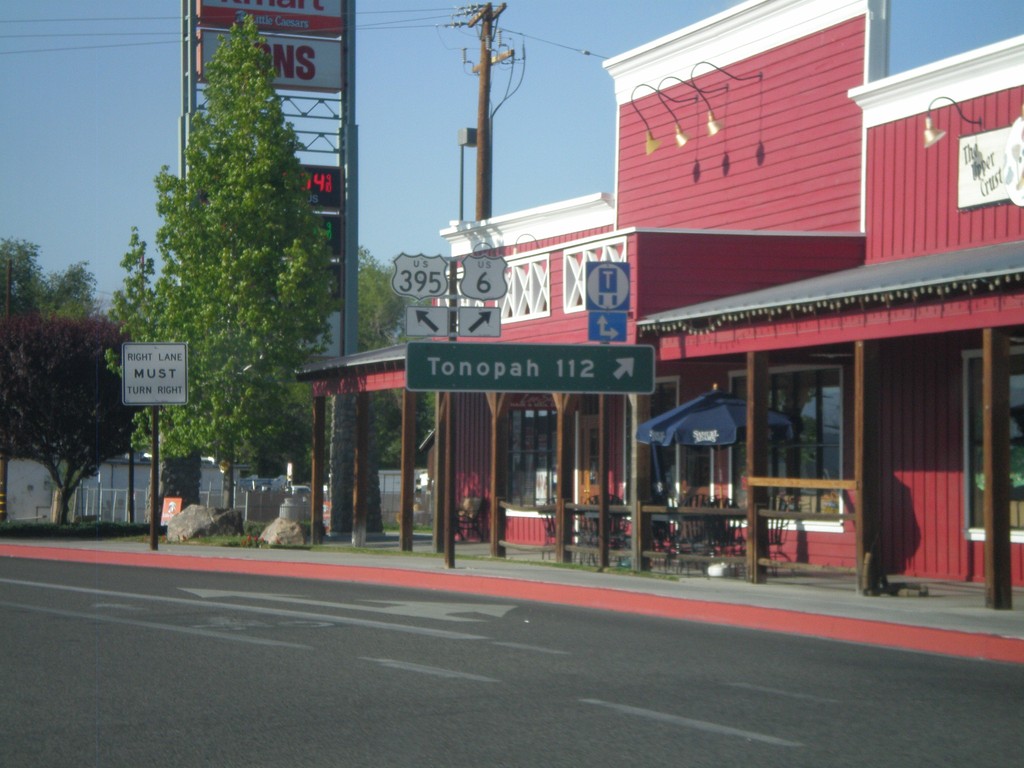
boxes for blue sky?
[1,1,1022,304]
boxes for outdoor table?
[661,506,745,557]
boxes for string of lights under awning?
[637,241,1024,336]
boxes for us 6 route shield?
[460,253,508,301]
[406,341,654,394]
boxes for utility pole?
[0,258,9,522]
[468,2,509,221]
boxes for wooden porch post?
[310,394,326,544]
[597,394,609,569]
[631,392,651,502]
[443,391,456,569]
[351,390,369,547]
[487,392,509,557]
[982,328,1012,609]
[398,389,416,552]
[554,393,578,564]
[632,392,652,572]
[433,393,449,553]
[745,352,769,584]
[854,340,882,594]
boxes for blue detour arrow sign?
[406,341,654,394]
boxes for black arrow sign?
[415,309,440,332]
[467,310,493,333]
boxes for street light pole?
[457,127,477,222]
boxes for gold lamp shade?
[674,124,690,147]
[706,110,723,137]
[923,116,946,148]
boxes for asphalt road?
[2,557,1021,768]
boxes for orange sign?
[161,497,183,525]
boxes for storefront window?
[731,368,842,512]
[965,352,1024,530]
[507,408,556,506]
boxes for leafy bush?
[243,520,268,538]
[0,520,153,539]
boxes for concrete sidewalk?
[1,535,1022,663]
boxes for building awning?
[296,342,407,382]
[637,241,1024,335]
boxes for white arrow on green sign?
[406,341,654,394]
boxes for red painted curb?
[3,544,1022,664]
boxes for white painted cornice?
[850,35,1024,127]
[440,193,615,257]
[604,0,869,105]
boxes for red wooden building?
[304,0,1024,602]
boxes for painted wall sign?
[200,29,342,92]
[1003,115,1024,208]
[198,0,343,36]
[957,125,1022,209]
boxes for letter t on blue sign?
[585,262,630,312]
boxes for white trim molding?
[851,35,1024,129]
[441,193,615,259]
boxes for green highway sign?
[406,341,655,394]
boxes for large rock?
[166,504,243,542]
[259,517,307,547]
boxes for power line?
[501,26,606,60]
[0,9,607,65]
[0,40,178,56]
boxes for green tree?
[113,19,333,502]
[0,315,135,523]
[357,250,406,351]
[1,238,99,317]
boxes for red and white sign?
[200,29,342,93]
[198,0,343,36]
[161,497,183,525]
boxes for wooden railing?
[747,476,859,575]
[496,481,859,578]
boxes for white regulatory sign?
[405,306,450,337]
[122,342,188,406]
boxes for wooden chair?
[456,496,484,541]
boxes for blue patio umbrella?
[636,389,793,500]
[636,389,793,448]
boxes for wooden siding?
[313,366,405,396]
[617,18,865,233]
[634,231,865,320]
[453,392,491,503]
[878,333,1024,583]
[478,225,617,346]
[865,86,1024,263]
[663,292,1024,360]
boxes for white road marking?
[0,578,489,641]
[727,682,841,703]
[491,641,569,655]
[362,658,500,682]
[580,698,803,747]
[179,588,516,622]
[0,600,312,650]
